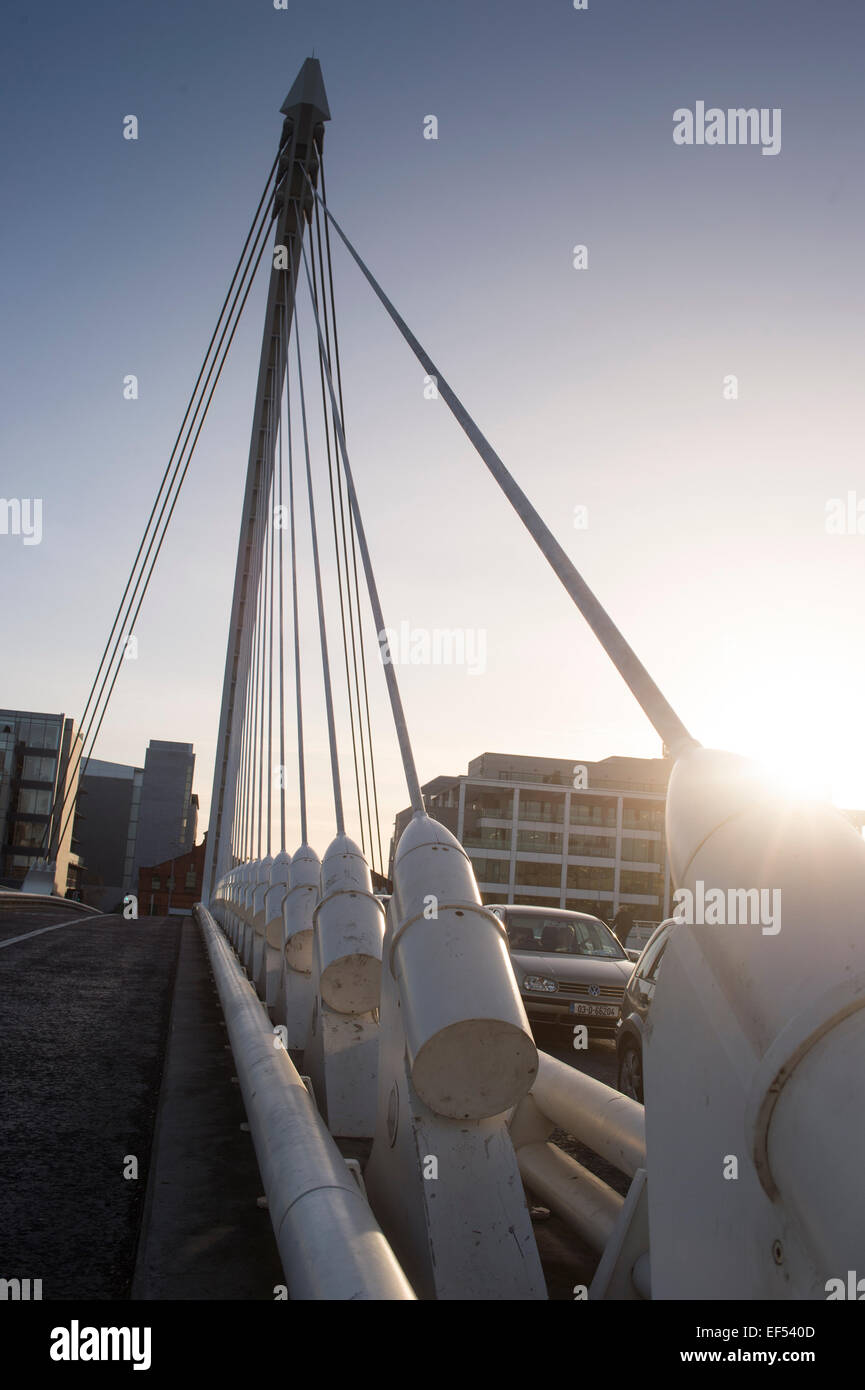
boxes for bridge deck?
[0,907,280,1300]
[1,901,616,1300]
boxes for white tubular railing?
[516,1144,624,1252]
[195,904,416,1301]
[509,1050,646,1258]
[532,1051,645,1177]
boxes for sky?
[2,0,864,869]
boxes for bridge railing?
[194,903,415,1300]
[508,1050,649,1297]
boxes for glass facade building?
[0,708,82,893]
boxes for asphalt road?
[0,908,180,1298]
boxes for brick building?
[138,836,206,917]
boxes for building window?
[466,788,514,820]
[185,869,197,889]
[620,837,662,864]
[619,869,661,895]
[567,897,610,917]
[12,822,47,848]
[152,876,161,891]
[463,827,510,851]
[566,864,615,892]
[17,788,52,815]
[516,829,562,855]
[570,799,617,828]
[515,861,562,888]
[519,798,565,825]
[622,803,664,831]
[469,856,510,884]
[568,832,616,859]
[21,755,56,782]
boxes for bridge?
[4,58,865,1312]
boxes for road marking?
[0,917,98,949]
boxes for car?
[615,917,677,1102]
[488,904,635,1039]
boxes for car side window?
[637,924,673,981]
[643,938,669,982]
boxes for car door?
[632,921,673,1021]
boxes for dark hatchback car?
[615,917,677,1103]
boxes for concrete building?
[75,759,143,911]
[132,741,196,878]
[0,708,82,894]
[392,750,672,927]
[75,741,198,910]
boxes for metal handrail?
[195,904,415,1300]
[532,1050,645,1176]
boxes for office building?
[392,750,672,926]
[75,759,143,911]
[75,741,198,910]
[0,708,82,894]
[132,741,196,877]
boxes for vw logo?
[588,984,600,998]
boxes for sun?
[752,754,833,805]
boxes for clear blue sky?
[2,0,864,860]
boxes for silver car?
[489,904,635,1036]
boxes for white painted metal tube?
[284,843,320,973]
[196,905,415,1300]
[532,1051,645,1178]
[252,855,273,935]
[391,813,537,1119]
[264,851,291,949]
[517,1141,623,1252]
[315,834,384,1014]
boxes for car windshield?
[506,913,625,959]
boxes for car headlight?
[522,975,557,993]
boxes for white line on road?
[0,917,99,949]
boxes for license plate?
[570,1002,618,1017]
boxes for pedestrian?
[611,905,633,947]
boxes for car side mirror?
[626,949,640,962]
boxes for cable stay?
[303,172,698,760]
[292,250,345,836]
[298,233,425,817]
[45,156,283,868]
[317,156,386,877]
[282,295,309,849]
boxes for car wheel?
[618,1042,644,1103]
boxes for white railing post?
[278,843,319,1048]
[303,833,384,1138]
[363,812,546,1300]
